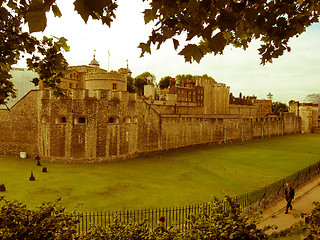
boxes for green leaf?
[74,0,90,23]
[51,5,62,18]
[31,78,39,86]
[138,42,151,57]
[208,32,227,54]
[57,37,70,52]
[178,44,204,63]
[172,38,179,50]
[144,9,155,24]
[26,10,47,33]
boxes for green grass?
[1,134,320,212]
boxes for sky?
[18,0,320,103]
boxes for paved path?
[257,174,320,233]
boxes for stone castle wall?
[160,113,299,151]
[37,89,161,162]
[0,91,39,156]
[0,90,301,163]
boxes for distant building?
[289,101,319,133]
[0,68,38,109]
[40,55,129,93]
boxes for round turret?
[89,50,100,67]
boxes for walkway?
[257,174,320,233]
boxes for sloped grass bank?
[1,134,320,212]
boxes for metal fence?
[234,160,320,213]
[74,160,320,233]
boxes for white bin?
[20,152,26,158]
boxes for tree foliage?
[133,71,156,95]
[305,93,320,103]
[6,0,319,66]
[139,0,320,64]
[175,74,216,86]
[133,76,147,95]
[159,76,172,89]
[81,197,267,239]
[127,75,135,93]
[272,101,289,115]
[0,0,69,106]
[136,71,156,84]
[180,197,267,239]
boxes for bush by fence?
[75,161,320,233]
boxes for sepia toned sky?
[18,0,320,103]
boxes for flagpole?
[108,50,110,71]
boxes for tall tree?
[272,102,289,115]
[159,76,172,89]
[127,76,135,93]
[136,71,156,84]
[133,76,147,95]
[175,74,195,86]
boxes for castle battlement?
[40,89,138,103]
[85,72,126,82]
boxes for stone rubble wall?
[0,90,301,162]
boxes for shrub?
[0,197,78,240]
[82,197,267,239]
[180,197,267,239]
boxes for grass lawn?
[1,133,320,212]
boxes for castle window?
[113,83,117,90]
[41,116,48,124]
[74,117,87,125]
[55,116,67,124]
[133,117,138,124]
[109,117,119,124]
[124,117,131,124]
[69,83,72,88]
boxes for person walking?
[284,182,295,214]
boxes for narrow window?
[109,117,119,124]
[41,116,48,124]
[112,83,117,90]
[124,117,131,124]
[133,117,138,123]
[55,116,66,124]
[74,117,87,125]
[79,117,86,124]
